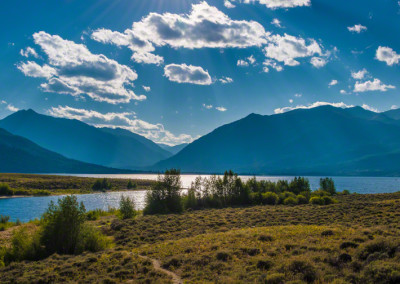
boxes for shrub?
[216,250,231,261]
[127,180,137,189]
[119,196,136,219]
[322,196,337,205]
[264,273,285,284]
[310,196,325,205]
[362,261,400,284]
[257,259,273,270]
[0,183,13,196]
[296,194,308,204]
[262,192,279,205]
[40,196,109,255]
[357,238,400,260]
[289,177,311,195]
[283,196,298,206]
[92,179,111,191]
[341,189,350,195]
[0,215,10,224]
[320,177,336,195]
[288,259,317,282]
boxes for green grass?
[1,192,400,283]
[0,173,155,196]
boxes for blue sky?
[1,0,400,145]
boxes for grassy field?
[1,192,399,283]
[0,173,155,196]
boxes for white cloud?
[391,105,398,110]
[224,0,236,8]
[247,55,256,65]
[274,101,354,114]
[216,106,227,112]
[164,63,212,85]
[18,32,145,104]
[310,57,327,68]
[237,59,249,67]
[361,104,379,112]
[6,104,19,112]
[354,78,395,92]
[340,90,348,95]
[91,1,268,59]
[328,79,338,86]
[347,24,367,33]
[20,47,39,58]
[289,99,293,103]
[48,106,195,145]
[142,86,151,92]
[219,76,233,84]
[202,103,213,109]
[131,52,164,65]
[263,59,283,72]
[271,18,282,28]
[263,34,324,67]
[351,69,368,80]
[294,93,302,97]
[238,0,311,9]
[376,46,400,66]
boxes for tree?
[289,177,311,195]
[119,196,136,219]
[92,178,111,191]
[320,178,336,195]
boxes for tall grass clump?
[144,169,183,215]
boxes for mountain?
[158,143,188,155]
[0,110,172,170]
[152,106,400,176]
[0,128,126,173]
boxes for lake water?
[1,174,400,222]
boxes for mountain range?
[0,109,172,170]
[153,106,400,176]
[2,106,400,176]
[0,128,124,174]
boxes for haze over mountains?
[2,106,400,176]
[0,128,123,174]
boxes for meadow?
[0,173,399,283]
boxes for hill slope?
[0,128,126,174]
[0,110,171,170]
[158,143,188,155]
[153,106,400,176]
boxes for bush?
[289,177,311,195]
[288,259,317,282]
[127,180,137,189]
[341,189,350,195]
[262,192,279,205]
[283,196,298,206]
[296,194,308,204]
[92,179,111,191]
[0,183,13,196]
[310,196,325,205]
[119,196,136,219]
[322,196,337,205]
[0,215,10,224]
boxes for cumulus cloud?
[164,63,212,85]
[224,0,236,8]
[20,47,39,58]
[376,46,400,66]
[237,55,256,67]
[263,59,283,72]
[202,104,213,109]
[361,104,379,112]
[219,77,233,84]
[18,32,145,104]
[6,104,19,112]
[340,90,348,95]
[329,79,338,86]
[310,57,327,68]
[131,52,164,65]
[347,24,367,33]
[263,34,324,68]
[48,106,195,145]
[91,1,268,63]
[351,69,368,80]
[271,18,282,28]
[237,60,249,67]
[216,106,227,112]
[142,86,151,92]
[354,79,395,92]
[237,0,311,9]
[274,101,354,114]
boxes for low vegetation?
[0,172,399,283]
[0,173,154,196]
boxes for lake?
[1,174,400,222]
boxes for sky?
[1,0,400,145]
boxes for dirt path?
[138,254,183,284]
